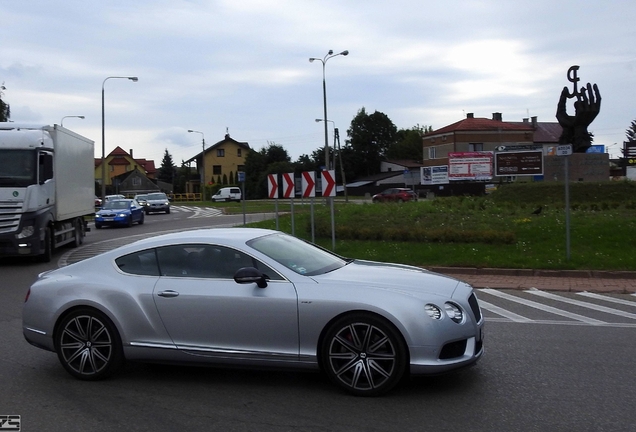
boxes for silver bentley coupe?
[23,228,484,396]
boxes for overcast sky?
[1,0,634,166]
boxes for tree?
[157,149,176,184]
[627,119,636,142]
[346,107,397,177]
[387,124,432,161]
[0,82,10,122]
[244,142,292,199]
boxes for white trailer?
[0,123,94,261]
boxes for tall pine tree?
[158,149,176,184]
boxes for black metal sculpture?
[556,66,601,153]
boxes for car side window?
[155,244,284,280]
[115,249,160,276]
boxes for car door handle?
[157,290,180,298]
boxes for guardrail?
[168,193,202,202]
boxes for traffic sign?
[321,170,336,197]
[556,145,573,156]
[267,174,278,199]
[302,171,315,197]
[282,172,294,198]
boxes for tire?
[71,219,83,248]
[38,226,53,263]
[95,223,102,229]
[321,313,407,396]
[126,216,133,227]
[55,308,124,380]
[138,213,144,225]
[166,208,170,214]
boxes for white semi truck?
[0,123,94,261]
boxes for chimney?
[531,116,538,128]
[129,149,134,158]
[467,113,474,119]
[523,118,529,123]
[492,112,502,121]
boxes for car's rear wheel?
[321,313,407,396]
[55,309,124,380]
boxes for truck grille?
[0,201,22,233]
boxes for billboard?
[448,152,493,181]
[421,165,449,185]
[495,151,543,176]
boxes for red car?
[372,188,418,203]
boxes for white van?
[211,187,242,202]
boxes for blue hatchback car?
[95,199,145,228]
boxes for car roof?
[99,228,278,256]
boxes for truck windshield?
[0,150,37,187]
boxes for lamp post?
[60,115,84,127]
[188,129,206,199]
[309,49,348,169]
[101,76,138,202]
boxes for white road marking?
[526,289,636,320]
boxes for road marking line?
[526,289,636,319]
[576,291,636,307]
[479,288,606,324]
[478,299,531,322]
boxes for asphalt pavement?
[429,267,636,293]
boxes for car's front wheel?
[55,309,124,380]
[321,313,407,396]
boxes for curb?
[426,267,636,280]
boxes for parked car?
[94,199,145,228]
[372,188,418,203]
[144,192,170,214]
[22,228,484,396]
[212,187,242,202]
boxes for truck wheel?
[38,227,53,263]
[72,219,83,248]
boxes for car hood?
[312,259,461,298]
[96,208,131,215]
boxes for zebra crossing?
[169,205,223,218]
[477,288,636,327]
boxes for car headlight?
[118,213,127,217]
[17,223,35,239]
[425,304,442,320]
[444,302,464,323]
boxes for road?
[1,207,635,432]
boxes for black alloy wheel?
[321,313,407,396]
[55,309,124,380]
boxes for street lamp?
[60,115,85,127]
[188,129,206,199]
[101,76,138,202]
[309,49,349,169]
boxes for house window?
[213,165,222,175]
[428,147,436,159]
[237,148,242,157]
[469,143,484,151]
[132,177,141,186]
[217,149,225,157]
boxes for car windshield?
[104,200,130,210]
[147,193,167,200]
[248,233,347,276]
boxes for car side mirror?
[234,267,268,288]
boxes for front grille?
[468,293,482,322]
[439,339,467,360]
